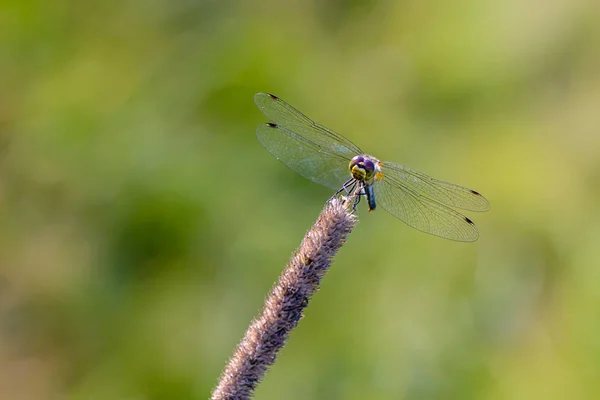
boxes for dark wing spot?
[464,217,474,225]
[470,190,482,196]
[266,122,278,128]
[267,93,279,100]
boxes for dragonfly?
[254,92,490,242]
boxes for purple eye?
[351,156,364,165]
[364,159,375,172]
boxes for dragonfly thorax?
[349,155,380,182]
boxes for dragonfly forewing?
[256,123,352,190]
[374,177,480,242]
[381,162,490,212]
[254,93,363,158]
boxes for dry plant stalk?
[211,197,357,400]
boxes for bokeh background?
[1,0,600,399]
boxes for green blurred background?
[1,0,600,399]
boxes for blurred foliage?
[1,0,600,399]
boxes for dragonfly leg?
[344,181,359,210]
[351,182,364,213]
[346,181,358,196]
[328,178,356,204]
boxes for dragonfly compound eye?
[350,156,364,166]
[363,159,375,172]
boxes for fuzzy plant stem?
[211,197,357,400]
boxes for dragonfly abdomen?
[365,184,376,212]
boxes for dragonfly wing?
[380,162,490,212]
[254,93,363,158]
[256,122,352,190]
[374,177,480,241]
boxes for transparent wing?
[374,177,480,242]
[254,93,363,158]
[256,123,351,190]
[381,162,490,212]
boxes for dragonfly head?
[349,155,377,181]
